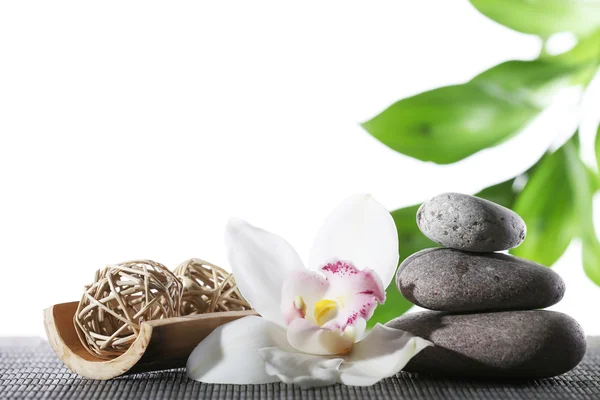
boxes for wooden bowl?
[44,301,258,380]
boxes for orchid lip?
[284,260,386,334]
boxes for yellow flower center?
[314,299,338,326]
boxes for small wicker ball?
[173,258,251,315]
[74,260,183,359]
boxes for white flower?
[187,194,432,388]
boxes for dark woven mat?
[1,338,600,400]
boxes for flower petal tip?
[225,216,249,236]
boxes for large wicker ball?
[174,258,251,315]
[74,260,183,359]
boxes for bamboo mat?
[1,337,599,399]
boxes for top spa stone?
[417,193,526,252]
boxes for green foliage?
[362,57,584,165]
[361,83,539,164]
[583,239,600,287]
[562,138,600,286]
[554,30,600,85]
[587,165,600,192]
[474,178,519,209]
[362,4,600,324]
[508,135,600,282]
[596,125,600,172]
[511,146,578,266]
[471,59,579,107]
[469,0,600,37]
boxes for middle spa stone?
[396,248,565,312]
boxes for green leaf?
[469,0,600,37]
[554,30,600,66]
[475,178,519,209]
[362,58,578,164]
[587,165,600,193]
[471,60,580,107]
[596,124,600,172]
[362,84,538,164]
[511,135,600,283]
[582,238,600,286]
[369,179,518,327]
[511,146,578,266]
[553,30,600,85]
[562,139,600,286]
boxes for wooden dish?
[44,301,258,380]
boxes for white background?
[1,1,599,337]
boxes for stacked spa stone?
[388,193,586,379]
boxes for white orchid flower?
[187,194,432,388]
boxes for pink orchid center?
[286,261,386,333]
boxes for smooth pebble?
[417,193,526,252]
[387,310,586,379]
[397,248,565,312]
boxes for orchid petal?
[287,318,354,356]
[187,316,289,384]
[319,262,385,332]
[281,269,329,325]
[308,194,399,288]
[258,347,344,388]
[225,218,305,326]
[339,324,433,386]
[309,195,399,287]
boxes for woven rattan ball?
[173,258,251,315]
[74,260,183,359]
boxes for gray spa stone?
[417,193,526,252]
[387,310,586,379]
[396,248,565,312]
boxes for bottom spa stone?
[386,310,586,379]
